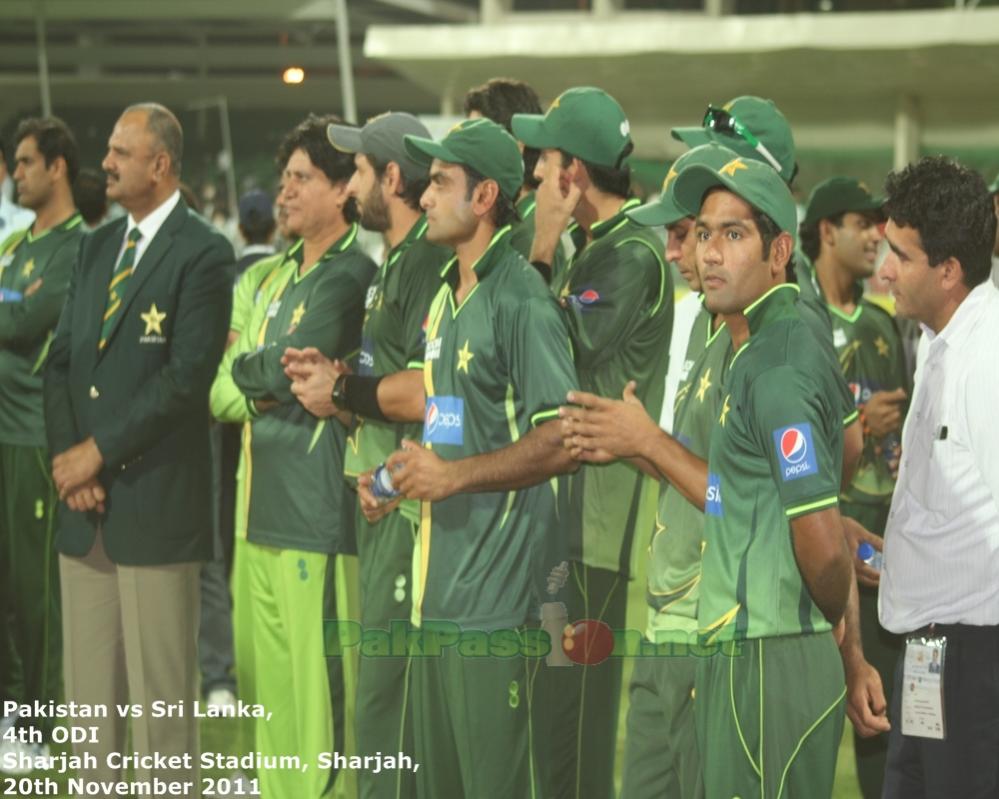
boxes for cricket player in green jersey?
[212,115,375,799]
[511,87,672,799]
[563,156,889,798]
[801,177,906,798]
[0,118,82,764]
[675,156,855,799]
[608,142,739,799]
[284,111,450,799]
[671,94,865,483]
[210,246,287,762]
[462,77,567,284]
[327,118,578,799]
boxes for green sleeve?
[230,254,282,334]
[749,364,841,519]
[561,241,664,371]
[210,328,258,423]
[399,252,445,370]
[0,234,77,346]
[42,236,84,456]
[232,256,374,402]
[500,292,578,428]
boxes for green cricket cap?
[327,112,432,182]
[510,86,632,169]
[671,96,797,184]
[673,155,799,248]
[802,177,883,227]
[403,117,524,201]
[628,143,741,228]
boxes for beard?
[359,187,390,233]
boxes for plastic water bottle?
[0,289,23,303]
[371,463,400,503]
[857,542,883,572]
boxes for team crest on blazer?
[139,302,168,344]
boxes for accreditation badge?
[901,634,947,740]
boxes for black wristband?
[530,260,552,284]
[341,375,389,422]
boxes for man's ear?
[566,157,587,192]
[331,179,352,212]
[383,161,404,196]
[938,256,965,292]
[471,178,501,221]
[769,231,795,281]
[151,150,172,183]
[48,155,68,182]
[819,217,837,249]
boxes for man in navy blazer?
[44,102,233,794]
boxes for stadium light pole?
[186,96,238,222]
[335,0,358,124]
[35,0,53,116]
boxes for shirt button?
[89,385,99,399]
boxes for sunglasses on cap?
[702,105,796,181]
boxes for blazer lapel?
[97,199,187,356]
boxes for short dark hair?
[367,152,429,213]
[751,204,796,283]
[560,147,633,199]
[883,155,995,288]
[798,211,845,263]
[124,102,183,176]
[464,78,543,191]
[14,116,80,184]
[73,168,108,226]
[462,165,518,230]
[277,114,358,223]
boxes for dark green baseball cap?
[403,117,524,201]
[628,143,740,228]
[327,112,432,182]
[510,86,632,169]
[802,177,883,227]
[673,155,799,249]
[671,96,797,184]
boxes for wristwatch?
[331,374,348,411]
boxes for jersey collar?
[26,211,83,244]
[744,282,800,337]
[440,225,512,286]
[515,192,536,220]
[588,197,642,243]
[386,215,428,268]
[287,222,359,277]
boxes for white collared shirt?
[879,281,999,633]
[659,291,703,433]
[114,190,181,271]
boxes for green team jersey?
[230,227,376,554]
[0,213,83,446]
[414,227,577,630]
[647,316,732,643]
[828,291,907,506]
[699,284,844,643]
[343,216,450,526]
[508,191,566,285]
[210,249,289,425]
[795,254,860,430]
[229,250,288,337]
[555,198,673,576]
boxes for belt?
[908,622,999,641]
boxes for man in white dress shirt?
[875,155,999,799]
